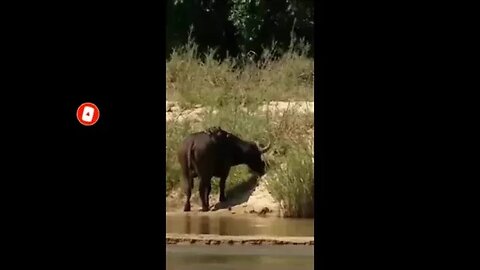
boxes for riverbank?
[166,178,284,217]
[166,233,314,246]
[167,41,314,218]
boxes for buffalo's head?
[246,141,271,176]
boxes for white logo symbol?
[81,106,95,122]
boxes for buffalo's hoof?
[183,205,191,212]
[219,196,227,203]
[201,207,210,212]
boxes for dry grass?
[166,36,313,108]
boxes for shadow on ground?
[211,174,259,211]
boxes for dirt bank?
[166,176,284,218]
[166,100,314,218]
[166,101,314,123]
[166,233,314,246]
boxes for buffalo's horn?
[257,140,271,153]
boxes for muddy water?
[166,213,314,236]
[167,245,314,270]
[166,214,314,269]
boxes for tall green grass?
[266,144,314,218]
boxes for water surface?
[167,245,314,270]
[166,213,314,236]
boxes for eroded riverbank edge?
[166,233,314,246]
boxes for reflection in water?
[166,214,314,236]
[184,215,191,234]
[218,217,227,235]
[199,215,210,234]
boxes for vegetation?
[266,144,314,218]
[166,0,314,59]
[166,39,314,218]
[167,33,313,107]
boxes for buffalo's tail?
[186,144,194,173]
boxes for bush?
[266,142,314,218]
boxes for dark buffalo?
[177,127,271,212]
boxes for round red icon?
[77,102,100,126]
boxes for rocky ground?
[166,233,314,246]
[166,101,314,123]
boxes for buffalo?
[177,126,271,212]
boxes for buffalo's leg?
[198,177,211,211]
[182,174,194,212]
[218,167,230,202]
[206,181,212,209]
[219,176,227,202]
